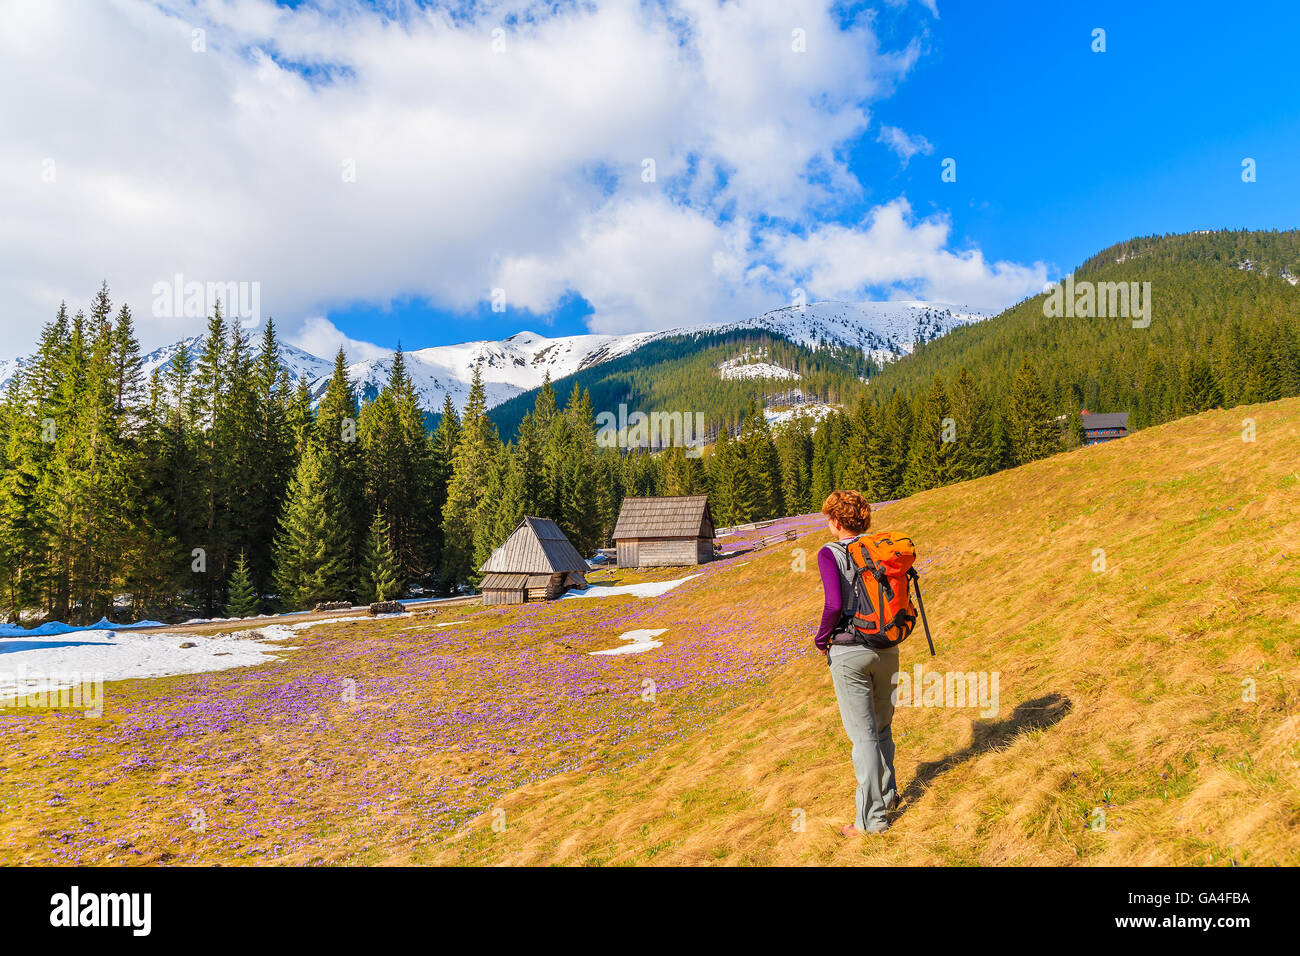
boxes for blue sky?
[871,0,1300,270]
[322,0,1300,348]
[3,0,1298,359]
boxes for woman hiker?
[815,489,899,836]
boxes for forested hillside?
[864,229,1300,427]
[3,229,1299,627]
[0,288,449,624]
[488,331,872,440]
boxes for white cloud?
[1,0,1027,359]
[877,124,934,167]
[494,196,773,333]
[290,316,392,364]
[768,198,1048,311]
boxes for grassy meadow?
[3,397,1298,866]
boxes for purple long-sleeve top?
[814,542,852,651]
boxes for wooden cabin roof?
[612,495,714,540]
[478,517,589,575]
[481,572,524,589]
[481,571,554,589]
[1081,411,1129,431]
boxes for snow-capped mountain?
[692,300,988,367]
[345,301,984,411]
[136,336,336,386]
[327,329,658,414]
[0,301,987,411]
[0,357,25,388]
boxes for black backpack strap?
[826,539,860,643]
[907,566,937,657]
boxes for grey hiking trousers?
[828,644,900,831]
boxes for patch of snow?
[561,574,701,600]
[765,403,840,428]
[0,614,404,699]
[0,617,167,638]
[0,628,291,699]
[720,361,801,381]
[590,628,668,656]
[717,350,802,382]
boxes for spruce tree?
[272,445,353,610]
[471,444,516,574]
[225,550,260,618]
[440,366,501,589]
[1180,355,1223,413]
[707,426,742,527]
[877,393,913,500]
[358,510,401,604]
[904,376,954,494]
[193,301,230,614]
[110,303,144,419]
[558,386,604,552]
[948,368,996,482]
[736,398,782,520]
[809,421,838,512]
[774,416,813,513]
[428,392,460,588]
[314,348,366,581]
[1008,358,1058,464]
[286,378,315,458]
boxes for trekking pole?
[909,568,936,657]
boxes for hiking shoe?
[842,823,889,837]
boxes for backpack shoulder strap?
[825,538,860,620]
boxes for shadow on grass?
[894,693,1073,818]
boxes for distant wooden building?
[478,516,589,606]
[612,495,715,568]
[1081,411,1130,445]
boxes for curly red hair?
[821,490,871,535]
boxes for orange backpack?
[842,532,936,655]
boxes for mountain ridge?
[0,300,988,414]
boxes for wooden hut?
[612,495,715,568]
[478,516,589,606]
[1081,410,1130,445]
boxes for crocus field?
[4,397,1299,866]
[0,513,830,865]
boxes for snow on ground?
[0,614,410,700]
[764,402,840,427]
[590,629,668,656]
[0,617,168,638]
[561,574,701,600]
[0,601,438,638]
[0,627,288,700]
[719,360,801,382]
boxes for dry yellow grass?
[3,398,1296,866]
[422,397,1300,866]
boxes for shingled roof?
[612,495,714,540]
[478,517,589,575]
[1081,412,1130,430]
